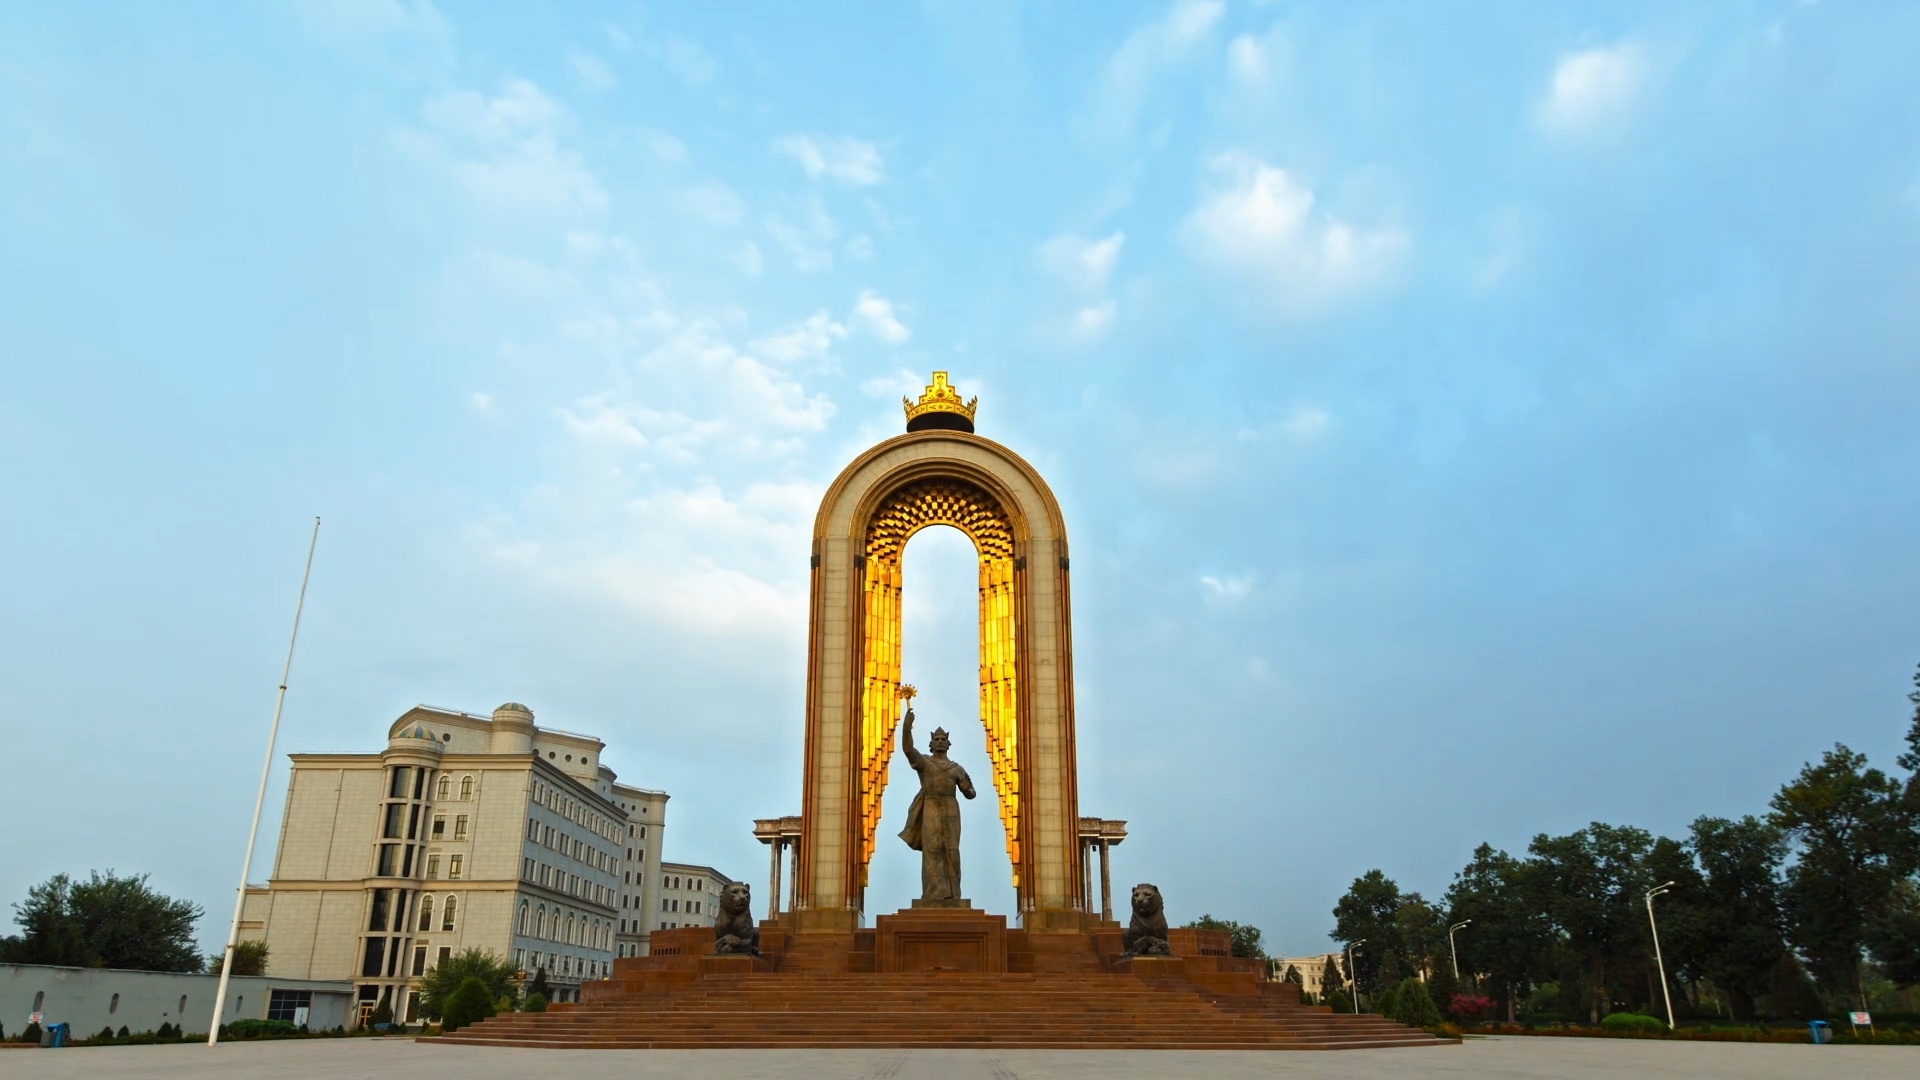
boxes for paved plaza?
[1,1036,1911,1079]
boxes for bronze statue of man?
[897,707,977,902]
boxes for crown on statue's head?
[903,371,978,433]
[930,727,950,742]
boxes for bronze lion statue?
[1123,883,1171,956]
[711,881,761,956]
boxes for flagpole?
[208,517,321,1046]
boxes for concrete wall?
[2,964,354,1036]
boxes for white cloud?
[681,181,746,226]
[750,312,847,363]
[603,24,634,53]
[640,128,687,163]
[1277,406,1329,443]
[1073,301,1117,339]
[407,78,607,215]
[851,290,912,345]
[773,134,887,186]
[845,233,876,260]
[1182,151,1406,311]
[569,52,617,91]
[1226,34,1267,81]
[764,199,838,273]
[1037,232,1126,294]
[663,36,717,89]
[861,368,927,399]
[1083,0,1225,144]
[1534,42,1644,135]
[1199,573,1255,606]
[732,241,764,278]
[469,391,494,414]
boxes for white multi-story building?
[239,702,671,1023]
[653,863,735,931]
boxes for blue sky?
[3,0,1917,959]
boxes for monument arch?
[795,373,1083,927]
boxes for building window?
[426,856,440,880]
[437,946,451,967]
[536,905,547,939]
[460,775,474,800]
[432,815,445,838]
[449,855,464,880]
[566,913,575,944]
[389,766,410,799]
[418,896,434,932]
[519,900,530,935]
[376,844,399,877]
[442,896,458,932]
[411,945,427,977]
[267,990,311,1023]
[383,803,405,839]
[437,775,451,800]
[454,815,469,840]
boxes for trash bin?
[1808,1020,1832,1044]
[45,1022,70,1048]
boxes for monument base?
[874,905,1007,973]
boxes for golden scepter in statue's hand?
[898,683,917,718]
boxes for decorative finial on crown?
[903,371,978,434]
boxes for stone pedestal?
[1110,954,1187,979]
[698,954,772,976]
[874,906,1008,973]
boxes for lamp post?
[1448,919,1472,981]
[1345,940,1365,1014]
[1646,881,1677,1031]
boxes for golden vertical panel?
[857,479,1022,890]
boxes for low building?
[653,863,734,930]
[239,702,672,1024]
[2,963,353,1036]
[1270,953,1345,998]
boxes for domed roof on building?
[494,702,533,715]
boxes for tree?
[1331,870,1403,998]
[1767,952,1825,1021]
[367,992,393,1032]
[1526,823,1657,1023]
[1769,744,1912,1006]
[1686,815,1789,1019]
[1444,843,1551,1023]
[527,967,551,1004]
[440,977,495,1033]
[1320,954,1347,1006]
[1281,963,1304,987]
[4,871,202,972]
[1865,879,1920,989]
[1388,975,1441,1028]
[418,948,517,1019]
[1182,915,1267,959]
[207,940,270,977]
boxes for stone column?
[787,840,799,912]
[769,839,784,917]
[1099,839,1113,923]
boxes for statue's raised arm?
[901,706,925,769]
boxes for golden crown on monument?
[903,371,978,426]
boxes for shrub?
[368,994,393,1033]
[1324,988,1352,1013]
[522,992,548,1013]
[1600,1011,1667,1034]
[1376,985,1400,1019]
[223,1018,301,1040]
[1450,993,1496,1022]
[23,1022,43,1044]
[1389,977,1443,1028]
[116,1026,129,1039]
[441,976,496,1033]
[158,1022,176,1040]
[95,1025,116,1043]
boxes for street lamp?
[1646,881,1677,1031]
[1345,940,1366,1015]
[1448,919,1472,981]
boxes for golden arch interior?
[856,477,1023,891]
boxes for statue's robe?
[899,754,970,901]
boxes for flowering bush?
[1449,994,1495,1022]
